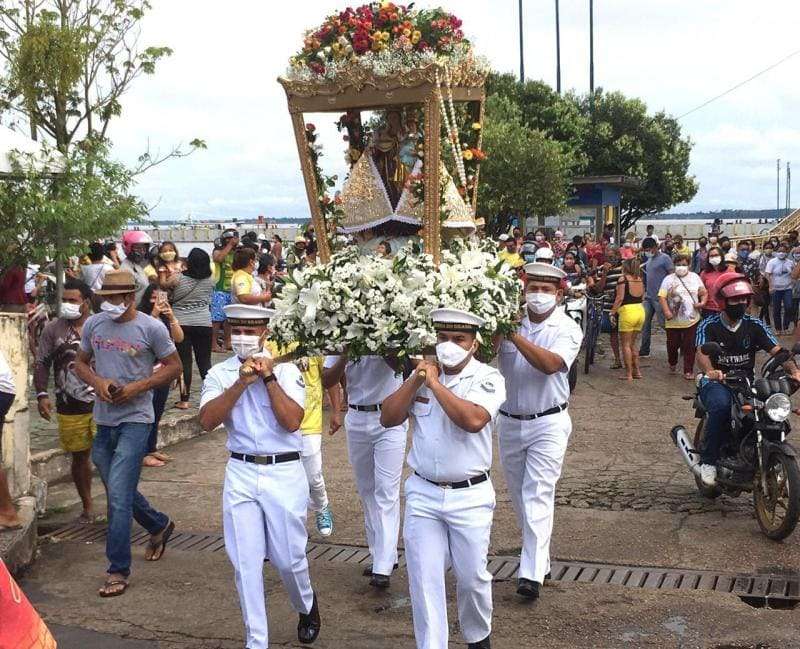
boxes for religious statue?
[371,109,419,209]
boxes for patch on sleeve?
[296,376,305,388]
[480,378,496,393]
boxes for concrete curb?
[30,412,204,486]
[0,496,37,575]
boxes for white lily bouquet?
[271,239,521,360]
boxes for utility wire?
[678,48,800,119]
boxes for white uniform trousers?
[301,434,328,512]
[498,410,572,583]
[345,408,407,575]
[403,473,495,648]
[222,457,314,649]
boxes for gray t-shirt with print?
[80,311,176,426]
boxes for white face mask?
[526,292,557,314]
[60,302,83,320]
[675,266,689,277]
[435,340,473,369]
[231,334,262,360]
[708,256,721,267]
[100,300,128,319]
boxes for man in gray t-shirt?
[76,269,181,598]
[639,237,674,357]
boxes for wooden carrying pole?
[289,111,332,263]
[423,89,442,265]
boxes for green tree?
[0,140,144,271]
[479,95,572,235]
[578,90,698,231]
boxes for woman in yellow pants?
[611,257,646,381]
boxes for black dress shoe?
[297,593,321,644]
[468,636,491,649]
[362,562,398,577]
[516,578,540,600]
[370,573,390,589]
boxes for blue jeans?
[772,288,793,331]
[639,296,663,356]
[698,381,733,464]
[149,385,170,454]
[92,422,170,577]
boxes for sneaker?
[698,463,717,487]
[639,352,651,359]
[315,507,334,537]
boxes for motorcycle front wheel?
[753,451,800,541]
[694,419,722,499]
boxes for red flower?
[308,62,325,74]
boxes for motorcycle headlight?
[765,393,792,422]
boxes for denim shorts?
[210,290,232,323]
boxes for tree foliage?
[479,95,572,235]
[485,72,698,230]
[0,140,145,270]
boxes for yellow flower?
[403,28,411,37]
[462,150,474,161]
[382,31,390,41]
[411,30,421,43]
[472,122,482,130]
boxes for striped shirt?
[171,275,214,328]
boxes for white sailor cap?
[535,247,554,261]
[223,304,275,325]
[498,233,510,242]
[430,308,486,333]
[524,262,566,282]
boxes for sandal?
[145,521,175,562]
[610,362,623,370]
[99,578,128,598]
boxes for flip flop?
[145,521,175,562]
[99,579,128,598]
[0,522,22,532]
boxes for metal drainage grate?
[44,523,800,607]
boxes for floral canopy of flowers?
[285,2,487,82]
[271,239,521,360]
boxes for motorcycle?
[671,342,800,540]
[564,281,587,392]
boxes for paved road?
[19,336,800,647]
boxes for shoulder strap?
[675,275,698,305]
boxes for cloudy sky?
[98,0,800,221]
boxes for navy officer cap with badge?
[523,262,566,284]
[224,304,275,327]
[430,308,486,334]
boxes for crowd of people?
[1,221,798,649]
[496,225,800,382]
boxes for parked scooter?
[564,281,587,392]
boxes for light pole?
[518,0,524,83]
[555,0,561,93]
[777,158,781,221]
[589,0,595,93]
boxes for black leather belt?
[230,452,300,465]
[349,403,381,412]
[415,471,490,490]
[500,403,568,421]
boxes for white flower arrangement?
[271,239,520,360]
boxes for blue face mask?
[738,250,749,260]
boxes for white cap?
[524,262,566,282]
[223,304,275,324]
[535,247,554,261]
[429,308,486,332]
[554,230,564,238]
[724,251,738,263]
[498,234,510,242]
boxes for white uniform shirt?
[407,358,506,483]
[323,355,402,406]
[0,350,15,395]
[200,355,306,455]
[499,309,583,415]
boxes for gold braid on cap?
[227,317,270,327]
[433,322,478,333]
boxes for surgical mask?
[777,252,787,260]
[100,301,128,319]
[60,302,83,320]
[645,252,655,259]
[231,334,262,360]
[526,292,557,314]
[708,256,721,267]
[675,266,689,277]
[160,251,176,262]
[724,303,747,320]
[535,235,544,242]
[435,340,473,368]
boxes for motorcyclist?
[695,274,800,486]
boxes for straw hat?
[95,270,137,296]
